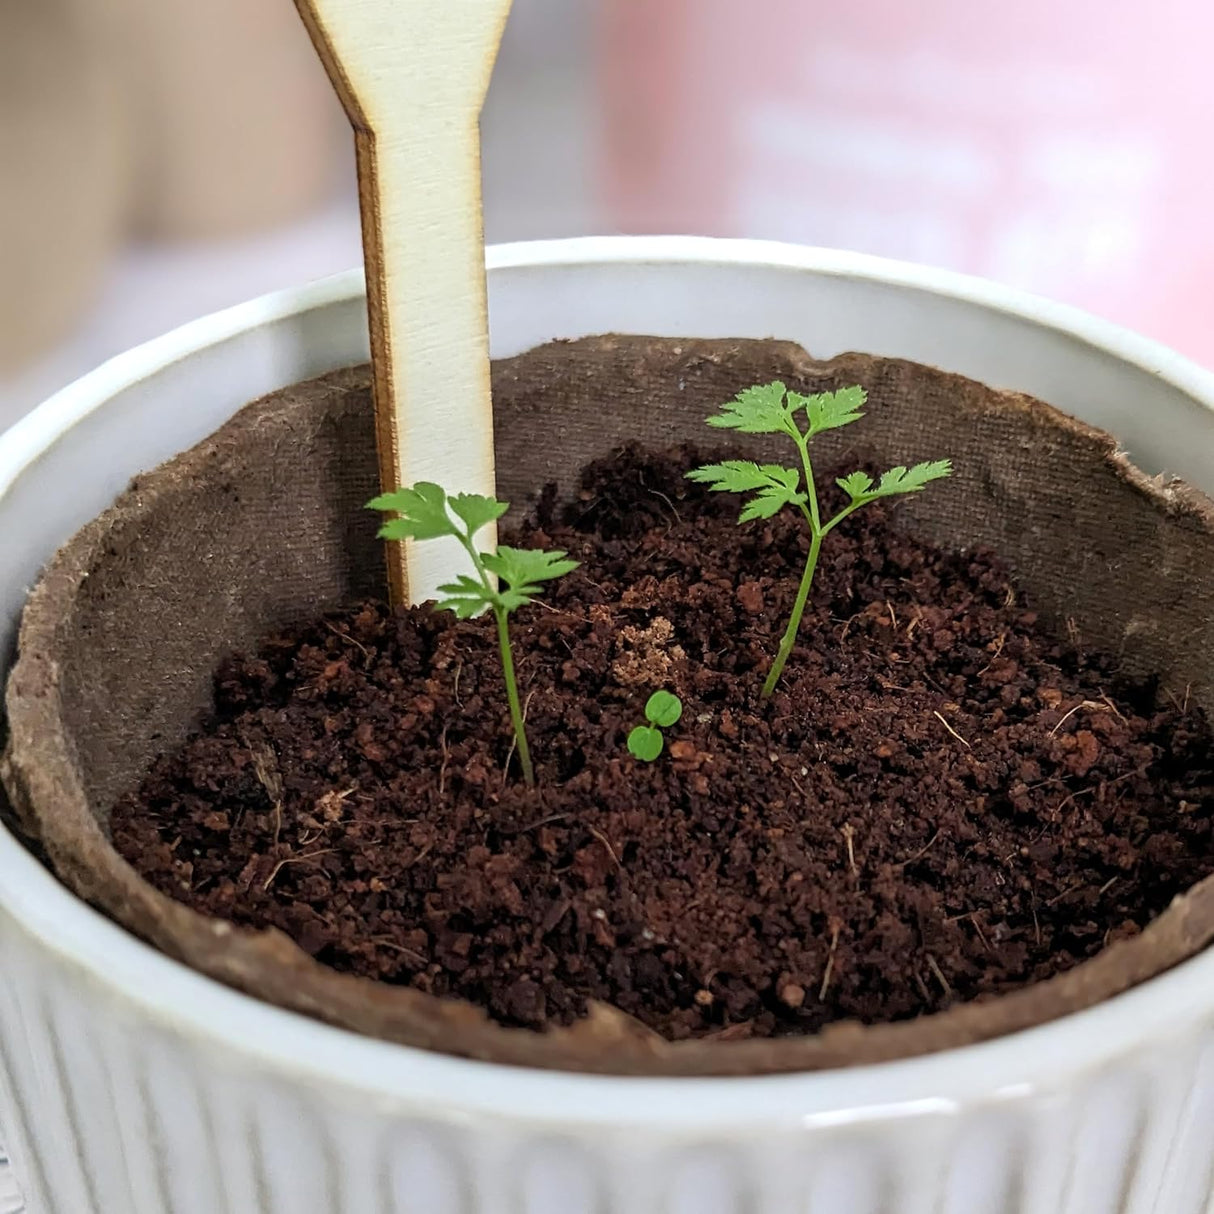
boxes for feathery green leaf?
[871,459,953,497]
[376,517,421,542]
[366,481,456,541]
[434,574,494,619]
[448,492,509,538]
[483,545,579,607]
[835,460,952,510]
[705,382,801,437]
[792,385,867,436]
[685,460,797,493]
[686,460,804,524]
[738,487,800,522]
[836,470,875,500]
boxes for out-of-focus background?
[3,0,1211,433]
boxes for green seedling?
[687,382,951,697]
[367,483,578,787]
[627,689,683,762]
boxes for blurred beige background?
[0,0,601,430]
[4,0,1211,436]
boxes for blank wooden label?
[296,0,514,604]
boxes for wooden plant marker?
[294,0,514,604]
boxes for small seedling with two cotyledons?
[627,690,683,761]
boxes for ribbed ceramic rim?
[4,236,1214,1130]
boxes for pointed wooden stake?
[294,0,513,605]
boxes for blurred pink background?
[605,0,1214,364]
[4,0,1213,432]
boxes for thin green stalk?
[458,528,534,786]
[762,484,863,697]
[795,433,821,530]
[456,529,491,584]
[762,528,822,698]
[494,605,534,786]
[821,500,864,538]
[759,432,824,699]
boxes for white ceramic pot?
[3,238,1214,1214]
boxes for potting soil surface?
[111,446,1214,1040]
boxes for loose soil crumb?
[111,446,1214,1041]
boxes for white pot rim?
[4,235,1214,1130]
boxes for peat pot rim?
[4,236,1214,1130]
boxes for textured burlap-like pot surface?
[6,335,1214,1076]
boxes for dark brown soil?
[111,446,1214,1041]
